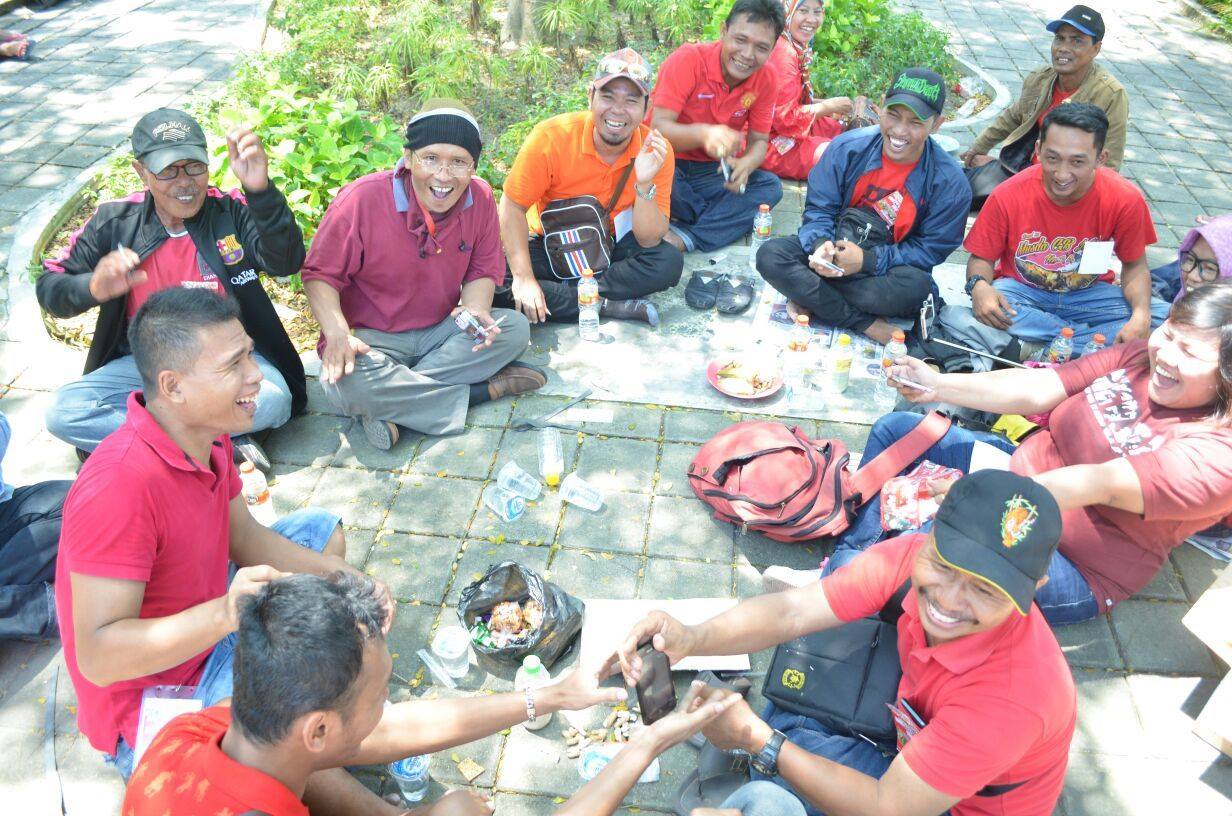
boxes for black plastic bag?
[456,561,585,669]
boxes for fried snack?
[488,601,524,634]
[522,599,545,630]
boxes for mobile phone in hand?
[634,642,677,725]
[816,258,845,276]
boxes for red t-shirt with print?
[652,40,778,163]
[823,534,1075,816]
[1010,341,1232,608]
[964,164,1156,292]
[125,233,220,319]
[849,157,919,243]
[1031,85,1079,164]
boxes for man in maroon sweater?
[303,102,545,450]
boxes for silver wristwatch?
[635,182,657,202]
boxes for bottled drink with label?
[876,359,899,410]
[578,268,600,342]
[514,655,553,730]
[239,460,276,525]
[1046,327,1075,364]
[829,334,854,393]
[749,204,773,270]
[882,329,908,368]
[784,314,811,390]
[1079,333,1106,357]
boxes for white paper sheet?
[968,440,1013,472]
[580,598,750,672]
[613,208,634,242]
[1077,240,1115,276]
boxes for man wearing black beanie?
[302,100,546,451]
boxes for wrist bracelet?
[524,687,537,722]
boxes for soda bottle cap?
[581,268,594,278]
[1061,327,1074,338]
[523,655,542,673]
[239,461,255,473]
[1093,333,1105,343]
[838,334,852,345]
[882,359,893,368]
[758,204,770,211]
[892,330,905,342]
[795,314,809,325]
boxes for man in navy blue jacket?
[755,68,971,343]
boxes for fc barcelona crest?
[216,234,244,265]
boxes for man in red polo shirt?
[651,0,784,253]
[619,471,1076,816]
[56,288,401,814]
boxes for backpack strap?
[877,580,911,625]
[848,411,953,506]
[604,162,636,216]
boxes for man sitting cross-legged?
[652,0,785,253]
[495,48,682,327]
[125,571,743,815]
[621,471,1076,816]
[38,107,304,470]
[304,101,543,451]
[756,68,970,344]
[55,288,393,808]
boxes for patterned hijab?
[782,0,821,70]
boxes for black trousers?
[756,237,932,333]
[0,480,71,640]
[495,232,683,322]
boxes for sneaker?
[361,417,399,451]
[761,565,823,594]
[232,434,271,471]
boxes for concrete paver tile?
[662,407,736,443]
[268,464,327,516]
[547,548,641,599]
[1126,674,1226,763]
[1053,616,1125,670]
[265,413,345,466]
[383,602,441,692]
[558,490,651,555]
[410,427,503,480]
[388,474,481,537]
[1135,560,1187,602]
[365,532,462,604]
[647,494,735,563]
[654,442,700,498]
[1110,600,1218,676]
[332,424,421,472]
[447,539,552,604]
[309,458,404,530]
[1070,669,1147,759]
[574,436,659,495]
[641,557,733,599]
[469,490,563,545]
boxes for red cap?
[1093,333,1106,344]
[1061,327,1074,338]
[892,329,905,342]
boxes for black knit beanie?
[404,101,482,163]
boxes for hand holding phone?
[634,642,677,725]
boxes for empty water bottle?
[749,204,772,271]
[578,268,600,342]
[538,427,564,488]
[829,334,854,393]
[560,472,604,511]
[1046,327,1075,364]
[497,461,542,500]
[388,754,431,804]
[483,485,526,522]
[876,359,899,409]
[784,314,811,391]
[1080,333,1106,357]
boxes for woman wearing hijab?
[761,0,854,179]
[1151,214,1232,303]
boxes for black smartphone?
[634,642,677,725]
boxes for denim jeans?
[721,780,808,816]
[46,352,292,452]
[103,507,341,780]
[1033,549,1100,625]
[1150,260,1181,303]
[992,277,1170,350]
[669,159,783,252]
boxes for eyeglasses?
[413,153,475,179]
[151,161,208,181]
[1180,251,1222,283]
[596,53,652,83]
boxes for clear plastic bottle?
[784,314,812,390]
[876,359,899,410]
[514,655,553,731]
[1046,327,1075,364]
[388,754,431,804]
[749,204,773,270]
[578,268,600,342]
[239,461,276,525]
[538,427,564,488]
[881,329,908,368]
[1079,332,1106,357]
[829,334,854,393]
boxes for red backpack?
[687,412,952,542]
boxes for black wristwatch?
[750,729,787,776]
[964,275,989,296]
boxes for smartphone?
[888,373,930,391]
[634,642,677,725]
[816,258,845,276]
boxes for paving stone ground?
[2,0,1232,814]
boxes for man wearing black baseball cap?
[619,470,1076,816]
[37,108,307,470]
[755,65,971,345]
[963,4,1127,189]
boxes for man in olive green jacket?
[962,5,1127,171]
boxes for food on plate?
[715,360,779,395]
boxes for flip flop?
[684,271,720,310]
[715,276,755,315]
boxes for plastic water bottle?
[784,314,811,391]
[882,329,908,368]
[538,427,564,488]
[578,268,600,342]
[482,485,526,522]
[1080,333,1106,357]
[749,204,773,270]
[829,334,854,393]
[876,359,899,409]
[239,461,276,526]
[388,755,431,804]
[1046,327,1075,364]
[514,655,553,731]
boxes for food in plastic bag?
[457,561,585,668]
[880,461,964,532]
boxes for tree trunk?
[501,0,537,45]
[608,0,626,48]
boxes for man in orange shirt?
[497,48,682,326]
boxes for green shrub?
[810,7,955,98]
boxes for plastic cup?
[432,626,472,679]
[560,472,604,511]
[483,485,526,522]
[497,461,542,501]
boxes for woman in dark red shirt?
[761,0,852,179]
[842,281,1232,626]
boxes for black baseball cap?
[931,471,1062,615]
[131,108,209,174]
[884,68,946,122]
[1046,5,1105,42]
